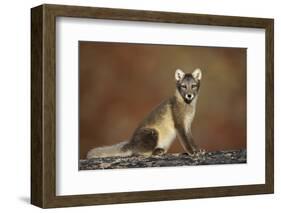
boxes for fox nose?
[186,93,194,100]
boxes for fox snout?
[185,93,194,101]
[184,93,195,104]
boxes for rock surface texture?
[79,149,246,170]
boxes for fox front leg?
[177,127,197,154]
[186,131,205,158]
[176,126,205,159]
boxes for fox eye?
[181,84,187,89]
[191,84,197,89]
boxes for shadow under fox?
[87,68,204,159]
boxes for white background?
[0,0,279,212]
[57,18,265,195]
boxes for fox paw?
[188,149,206,160]
[192,149,206,160]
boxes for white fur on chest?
[184,110,195,130]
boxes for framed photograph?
[31,4,274,208]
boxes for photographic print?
[31,4,273,208]
[79,42,247,170]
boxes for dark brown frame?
[31,4,274,208]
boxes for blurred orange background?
[79,41,246,159]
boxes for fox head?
[175,68,202,104]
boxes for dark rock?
[79,149,246,170]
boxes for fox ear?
[175,69,185,81]
[192,68,202,81]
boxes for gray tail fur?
[86,141,132,159]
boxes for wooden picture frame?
[31,4,274,208]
